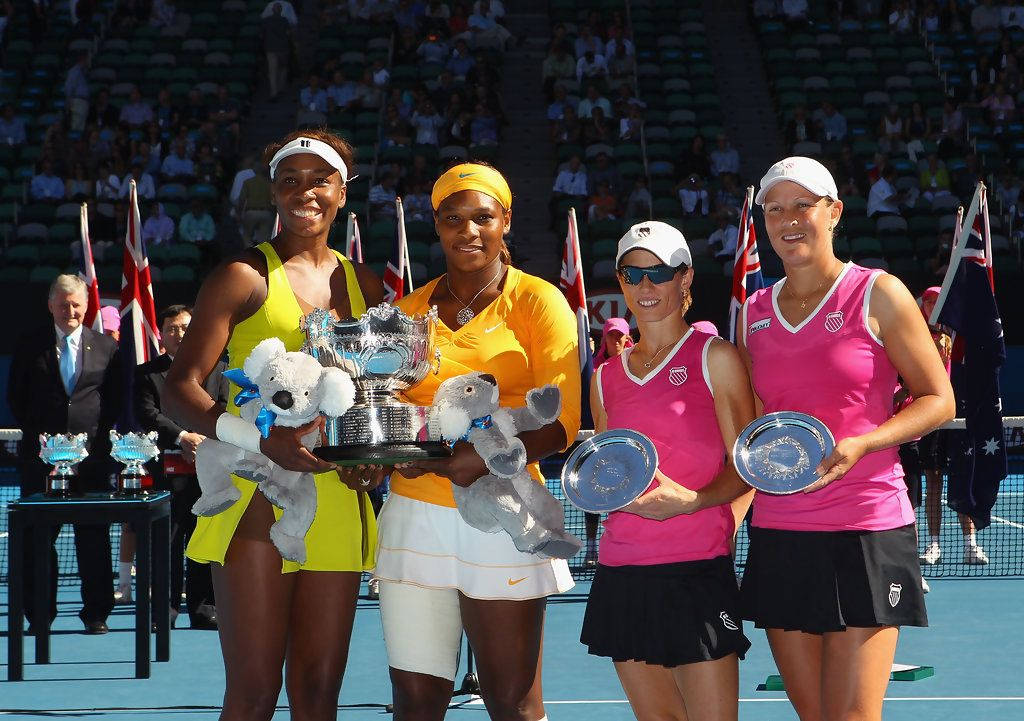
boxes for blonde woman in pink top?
[738,157,955,721]
[583,221,757,721]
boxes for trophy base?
[314,442,452,467]
[45,476,74,497]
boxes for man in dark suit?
[7,274,121,634]
[135,304,226,629]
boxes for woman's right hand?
[259,416,336,473]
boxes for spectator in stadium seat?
[553,154,588,203]
[87,88,120,129]
[583,105,613,144]
[607,38,636,80]
[382,104,413,147]
[469,103,499,146]
[551,103,581,144]
[971,0,1002,35]
[814,101,847,143]
[905,101,930,163]
[889,1,915,33]
[30,159,65,202]
[938,98,965,154]
[716,172,744,214]
[95,161,122,201]
[446,38,476,80]
[404,181,432,222]
[921,2,941,32]
[161,140,195,182]
[153,88,180,130]
[179,199,216,244]
[464,0,512,50]
[210,85,241,147]
[926,228,953,279]
[369,172,398,219]
[547,83,569,125]
[604,24,633,57]
[394,0,425,31]
[785,105,818,149]
[195,143,225,187]
[867,166,905,217]
[710,134,740,177]
[411,99,447,146]
[237,167,275,246]
[417,31,450,64]
[953,151,983,198]
[707,208,740,265]
[542,42,575,98]
[65,162,94,202]
[119,86,154,128]
[120,162,157,201]
[371,58,390,88]
[919,154,952,203]
[576,49,608,83]
[587,180,618,221]
[448,1,469,35]
[64,52,90,132]
[143,202,176,245]
[261,2,292,100]
[0,103,26,145]
[588,151,621,195]
[449,109,474,146]
[423,0,450,31]
[619,103,644,141]
[980,82,1016,126]
[877,104,906,156]
[574,23,601,58]
[625,176,652,218]
[300,74,329,114]
[678,173,711,217]
[743,156,952,721]
[327,70,358,113]
[577,84,611,120]
[8,274,121,635]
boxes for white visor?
[269,137,351,182]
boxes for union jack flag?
[382,197,408,302]
[930,182,1006,528]
[117,179,160,430]
[559,206,594,427]
[78,202,103,333]
[728,186,765,343]
[345,211,363,263]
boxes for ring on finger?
[360,479,370,487]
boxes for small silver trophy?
[38,433,89,496]
[303,303,449,465]
[109,430,160,494]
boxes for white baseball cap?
[615,220,692,267]
[755,156,839,206]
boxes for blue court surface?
[1,576,1022,720]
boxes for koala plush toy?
[430,372,582,560]
[192,337,357,563]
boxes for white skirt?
[373,493,575,600]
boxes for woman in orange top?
[374,162,581,721]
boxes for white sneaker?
[964,545,989,565]
[114,583,133,605]
[920,543,941,565]
[921,577,930,593]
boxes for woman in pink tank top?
[738,157,954,721]
[581,221,756,721]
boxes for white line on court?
[992,514,1024,530]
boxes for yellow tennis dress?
[186,241,376,573]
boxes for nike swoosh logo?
[458,172,476,178]
[507,577,528,586]
[483,324,502,333]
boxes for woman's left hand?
[396,441,489,488]
[621,469,701,520]
[804,436,870,493]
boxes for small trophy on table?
[109,430,160,495]
[38,432,89,497]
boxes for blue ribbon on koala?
[456,414,493,445]
[222,368,278,439]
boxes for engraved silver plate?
[732,411,835,494]
[560,429,658,513]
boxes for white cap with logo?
[755,156,839,206]
[615,220,692,267]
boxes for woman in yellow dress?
[164,129,383,721]
[373,163,582,721]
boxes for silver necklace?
[639,333,683,369]
[445,265,503,326]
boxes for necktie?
[60,334,76,395]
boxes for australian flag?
[382,198,408,302]
[930,183,1007,529]
[728,187,765,342]
[117,179,161,431]
[559,207,594,429]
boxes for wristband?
[215,412,262,454]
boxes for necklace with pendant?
[787,267,839,309]
[641,333,684,369]
[446,265,503,326]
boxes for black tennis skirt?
[581,555,751,667]
[741,524,928,634]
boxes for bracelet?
[215,413,263,454]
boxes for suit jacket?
[134,354,228,452]
[8,326,121,465]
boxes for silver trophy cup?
[38,433,89,496]
[109,430,160,494]
[303,303,449,465]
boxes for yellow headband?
[431,163,512,211]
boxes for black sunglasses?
[617,264,684,285]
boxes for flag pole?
[931,182,983,325]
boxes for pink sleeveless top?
[597,328,734,565]
[742,263,914,532]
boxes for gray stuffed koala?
[430,372,582,559]
[192,337,356,563]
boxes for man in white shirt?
[605,26,634,57]
[867,167,904,217]
[553,155,588,197]
[576,51,608,82]
[707,211,740,266]
[678,174,710,217]
[30,159,65,201]
[577,85,612,119]
[709,134,740,177]
[120,164,157,201]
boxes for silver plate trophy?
[561,429,659,513]
[38,433,89,496]
[109,430,160,494]
[732,411,835,494]
[303,303,450,466]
